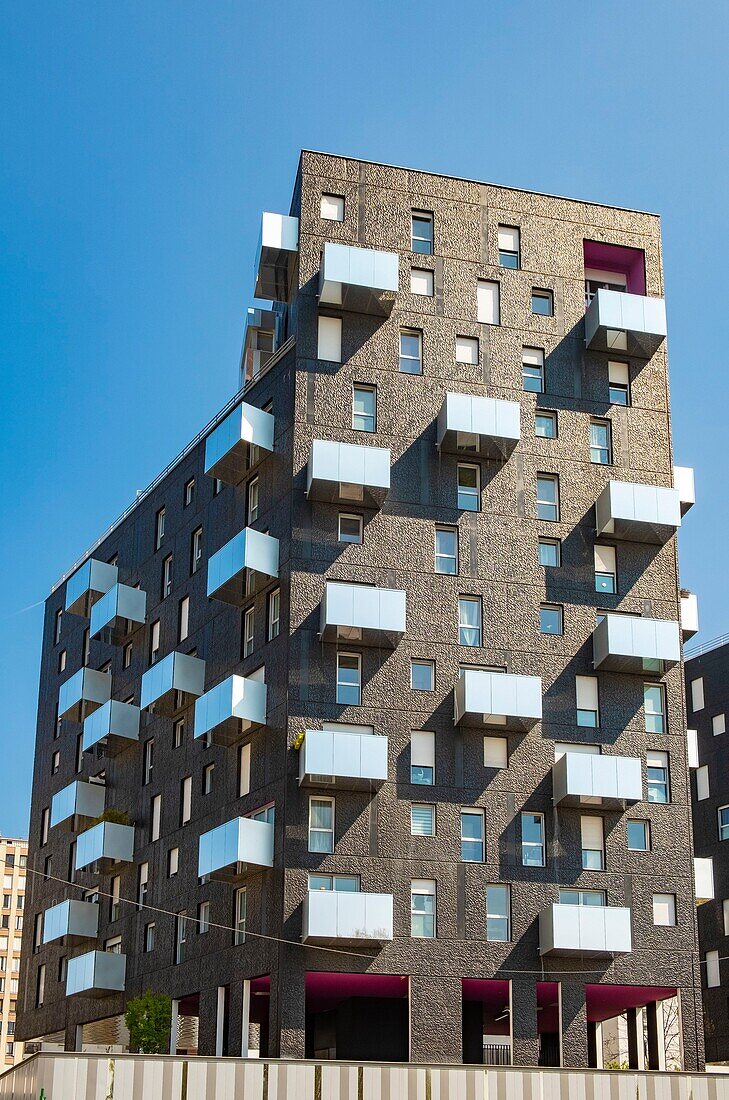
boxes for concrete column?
[169,999,179,1056]
[646,1000,666,1071]
[215,986,226,1057]
[559,982,588,1068]
[269,958,305,1059]
[627,1006,645,1070]
[65,1021,83,1052]
[588,1020,603,1069]
[511,979,539,1066]
[241,980,251,1058]
[409,975,462,1063]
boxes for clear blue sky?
[1,1,727,837]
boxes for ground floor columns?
[409,975,462,1063]
[269,958,305,1059]
[559,983,588,1068]
[169,999,179,1055]
[511,979,539,1066]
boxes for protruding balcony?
[75,821,135,872]
[681,591,699,641]
[299,729,388,788]
[83,700,140,756]
[553,753,642,807]
[437,392,520,460]
[42,900,99,945]
[454,669,542,732]
[66,950,126,998]
[303,890,394,945]
[674,465,695,515]
[592,613,681,674]
[89,584,146,645]
[241,307,278,386]
[65,559,118,617]
[198,816,274,882]
[140,652,206,716]
[584,288,666,358]
[204,402,275,486]
[695,857,715,904]
[194,675,267,747]
[58,668,112,722]
[207,529,279,605]
[319,582,406,647]
[51,780,105,829]
[254,212,299,302]
[687,729,699,769]
[539,904,632,956]
[319,242,399,316]
[595,480,681,544]
[307,440,391,506]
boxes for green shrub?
[124,990,172,1055]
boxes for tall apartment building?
[0,836,27,1068]
[686,639,729,1064]
[18,152,704,1069]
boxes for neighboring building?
[686,638,729,1063]
[0,836,27,1067]
[18,152,703,1069]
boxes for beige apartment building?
[0,835,26,1066]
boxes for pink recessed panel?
[583,240,646,296]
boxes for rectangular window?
[411,268,434,296]
[457,463,480,511]
[608,361,630,406]
[336,652,361,705]
[144,922,155,952]
[143,738,154,785]
[714,714,726,736]
[411,659,434,691]
[536,475,559,521]
[54,608,62,645]
[150,794,162,841]
[627,820,650,851]
[267,588,280,641]
[590,419,612,465]
[308,874,360,892]
[411,211,433,255]
[309,797,334,853]
[461,809,485,862]
[697,766,710,800]
[523,348,544,393]
[521,812,545,867]
[173,717,185,749]
[338,513,363,544]
[706,950,720,988]
[123,641,133,669]
[162,555,173,599]
[234,887,247,945]
[435,527,458,575]
[58,649,66,674]
[723,899,729,936]
[484,736,508,769]
[155,507,166,551]
[203,762,214,795]
[35,964,45,1008]
[455,336,479,365]
[411,730,435,785]
[411,804,435,836]
[184,477,195,507]
[486,885,510,942]
[719,806,729,841]
[191,527,203,574]
[178,596,190,643]
[352,385,376,432]
[594,545,617,594]
[539,604,563,635]
[691,678,705,712]
[411,880,435,938]
[477,280,500,325]
[644,683,666,734]
[559,889,605,906]
[399,329,422,374]
[198,900,210,934]
[458,597,482,646]
[498,225,520,268]
[174,911,186,965]
[321,193,344,221]
[51,751,60,775]
[180,776,192,826]
[535,411,557,438]
[168,847,179,877]
[647,751,669,804]
[247,478,259,524]
[653,893,676,926]
[149,619,160,665]
[243,607,255,658]
[317,315,342,363]
[576,676,599,727]
[137,863,149,910]
[238,742,251,797]
[581,815,605,871]
[538,538,561,567]
[110,875,121,920]
[531,289,553,316]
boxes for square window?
[457,464,480,511]
[531,289,554,316]
[484,736,508,769]
[399,329,422,374]
[352,385,376,432]
[411,212,433,255]
[435,527,458,575]
[535,411,557,438]
[411,660,434,691]
[411,268,434,296]
[338,514,363,544]
[538,538,560,567]
[455,336,479,365]
[653,893,676,927]
[540,604,563,635]
[627,820,650,851]
[321,194,344,221]
[411,804,435,836]
[720,806,729,842]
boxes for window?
[338,513,363,544]
[521,812,545,866]
[706,950,720,988]
[411,731,435,785]
[58,649,66,674]
[137,863,149,910]
[336,653,361,705]
[149,620,160,665]
[184,477,195,507]
[411,804,435,836]
[653,894,677,927]
[719,806,729,842]
[484,736,508,768]
[110,875,121,920]
[143,738,154,785]
[461,810,485,862]
[411,268,434,296]
[455,336,478,365]
[594,545,617,594]
[173,717,185,749]
[559,889,605,906]
[691,677,705,712]
[178,596,190,643]
[536,475,559,521]
[144,922,155,952]
[531,289,553,316]
[411,211,433,255]
[535,411,557,438]
[321,193,344,221]
[411,880,435,938]
[647,751,669,804]
[317,313,342,363]
[458,597,482,646]
[54,608,62,645]
[162,555,173,599]
[308,874,359,892]
[198,900,210,934]
[498,225,520,268]
[82,629,90,666]
[352,385,376,432]
[164,844,179,877]
[155,507,166,551]
[123,641,133,669]
[477,280,500,325]
[202,762,214,796]
[51,751,60,775]
[267,589,280,641]
[486,885,510,942]
[576,676,599,727]
[538,538,561,567]
[174,911,186,964]
[234,887,247,945]
[246,478,260,525]
[590,419,612,465]
[714,714,726,736]
[213,477,223,496]
[150,794,162,842]
[696,766,710,800]
[238,742,251,797]
[181,776,192,826]
[608,361,630,406]
[581,815,604,870]
[723,899,729,936]
[457,464,480,511]
[627,820,650,851]
[435,527,458,575]
[411,659,434,691]
[308,797,334,853]
[35,964,45,1008]
[187,529,203,579]
[242,607,255,658]
[644,684,666,734]
[399,329,422,374]
[522,348,544,393]
[540,604,563,635]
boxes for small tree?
[124,990,173,1054]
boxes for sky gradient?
[1,0,727,836]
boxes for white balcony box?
[595,480,681,544]
[695,857,715,904]
[299,729,388,788]
[65,559,118,617]
[43,900,99,945]
[307,440,391,506]
[140,651,206,716]
[454,669,542,731]
[437,393,520,460]
[585,288,666,358]
[194,675,267,746]
[673,465,695,515]
[75,821,135,872]
[241,307,278,386]
[681,592,699,641]
[66,950,126,998]
[204,401,275,486]
[320,582,406,647]
[58,668,112,722]
[90,584,147,645]
[553,752,642,807]
[207,529,279,605]
[83,700,140,756]
[592,613,680,674]
[198,816,274,882]
[303,890,394,945]
[319,242,399,316]
[254,212,299,303]
[539,903,632,956]
[51,780,105,829]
